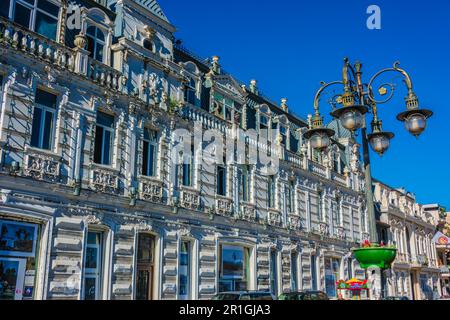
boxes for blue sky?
[159,0,450,208]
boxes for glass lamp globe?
[404,113,427,137]
[310,132,331,150]
[339,108,364,132]
[368,132,394,156]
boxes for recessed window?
[218,245,250,292]
[238,165,250,203]
[269,249,278,296]
[279,125,287,145]
[324,257,340,298]
[31,89,57,150]
[135,234,156,300]
[94,111,115,166]
[5,0,59,40]
[184,78,196,106]
[178,241,191,300]
[267,176,275,209]
[142,128,158,177]
[143,38,154,52]
[82,231,103,300]
[87,25,105,62]
[217,164,226,196]
[291,252,298,291]
[286,181,295,213]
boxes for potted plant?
[352,240,397,269]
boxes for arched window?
[184,78,196,105]
[143,38,154,52]
[87,25,105,62]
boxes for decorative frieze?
[215,196,233,217]
[317,222,329,236]
[23,153,61,182]
[334,226,346,240]
[288,214,302,230]
[139,176,163,203]
[240,202,256,221]
[268,209,282,227]
[90,166,119,194]
[180,187,200,210]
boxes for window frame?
[30,88,58,151]
[178,240,192,300]
[6,0,60,40]
[86,24,106,63]
[267,176,276,209]
[216,164,227,196]
[142,127,158,177]
[82,230,104,301]
[94,111,115,166]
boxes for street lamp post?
[304,58,433,299]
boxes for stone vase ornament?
[74,33,87,50]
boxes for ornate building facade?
[0,0,376,300]
[373,181,441,300]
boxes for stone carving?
[180,188,200,210]
[288,214,302,230]
[140,178,163,203]
[240,203,256,221]
[216,197,233,216]
[334,226,346,240]
[268,210,282,227]
[317,222,329,236]
[85,214,102,225]
[91,167,119,194]
[24,153,61,182]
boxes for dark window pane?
[94,126,103,164]
[142,141,149,176]
[149,145,155,176]
[96,28,105,41]
[103,130,111,165]
[95,43,104,61]
[182,164,191,186]
[35,11,57,40]
[42,110,53,150]
[13,3,31,28]
[96,112,114,128]
[85,247,98,269]
[30,107,42,148]
[84,277,96,300]
[0,0,10,18]
[87,36,95,58]
[35,89,56,108]
[37,0,59,16]
[86,26,96,37]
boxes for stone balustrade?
[288,214,302,230]
[87,57,123,91]
[90,165,119,194]
[268,209,282,227]
[23,151,61,183]
[309,161,327,178]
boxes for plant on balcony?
[352,240,397,269]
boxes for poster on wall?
[0,257,26,300]
[0,220,38,258]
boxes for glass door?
[178,241,190,300]
[136,234,155,300]
[83,231,103,300]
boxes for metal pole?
[361,125,378,243]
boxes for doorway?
[135,234,156,300]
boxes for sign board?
[432,231,450,246]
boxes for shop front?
[0,218,41,300]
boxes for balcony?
[331,171,348,188]
[0,17,123,92]
[309,161,327,179]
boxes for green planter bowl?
[352,247,397,269]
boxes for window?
[87,25,105,62]
[135,234,156,300]
[269,249,278,296]
[333,153,339,172]
[181,144,194,187]
[333,198,341,227]
[219,245,250,292]
[178,241,191,300]
[82,231,103,300]
[94,111,115,166]
[260,114,269,140]
[347,258,353,280]
[238,165,250,203]
[324,257,340,298]
[217,164,227,196]
[279,125,287,145]
[31,89,57,150]
[291,252,298,291]
[142,128,158,177]
[184,78,196,106]
[318,192,324,222]
[143,38,154,52]
[267,176,275,209]
[4,0,59,40]
[310,255,317,290]
[286,181,295,213]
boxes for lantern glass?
[310,132,331,150]
[339,109,363,132]
[369,134,391,156]
[404,113,427,137]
